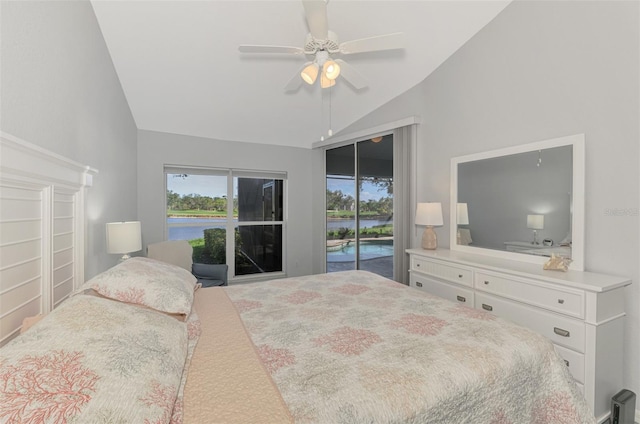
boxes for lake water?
[167,217,228,240]
[167,217,391,240]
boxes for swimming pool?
[327,241,394,262]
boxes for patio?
[326,255,393,279]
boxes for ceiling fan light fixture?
[301,63,319,85]
[323,60,341,80]
[320,72,336,89]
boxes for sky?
[327,176,389,202]
[167,174,228,198]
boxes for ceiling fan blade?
[284,62,311,92]
[339,32,405,55]
[239,45,305,55]
[334,59,367,90]
[302,0,329,40]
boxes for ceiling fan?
[238,0,405,91]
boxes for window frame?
[164,165,287,282]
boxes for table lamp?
[415,202,443,250]
[527,214,544,245]
[106,221,142,261]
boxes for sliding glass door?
[325,136,394,279]
[326,145,356,271]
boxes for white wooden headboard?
[0,132,97,346]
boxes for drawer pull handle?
[456,295,466,303]
[558,299,565,304]
[415,281,423,288]
[482,304,493,312]
[554,327,570,337]
[484,280,490,285]
[458,274,463,278]
[416,263,420,267]
[564,359,570,367]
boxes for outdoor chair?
[147,240,228,287]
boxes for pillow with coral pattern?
[76,257,197,317]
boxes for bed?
[0,257,595,423]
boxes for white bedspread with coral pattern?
[1,295,190,424]
[225,270,595,424]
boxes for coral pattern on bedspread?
[226,270,595,424]
[0,295,189,424]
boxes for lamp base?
[421,226,438,250]
[531,230,539,245]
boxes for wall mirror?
[450,134,585,270]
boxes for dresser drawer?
[554,344,585,384]
[475,293,585,352]
[411,256,473,287]
[411,273,474,306]
[475,271,584,319]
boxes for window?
[165,167,285,279]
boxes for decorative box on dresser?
[407,248,631,423]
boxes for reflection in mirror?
[450,134,585,270]
[457,145,572,257]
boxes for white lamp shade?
[527,214,544,230]
[301,62,319,85]
[320,72,336,88]
[106,221,142,254]
[457,203,469,225]
[415,202,443,226]
[323,60,341,80]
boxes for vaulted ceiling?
[91,0,510,149]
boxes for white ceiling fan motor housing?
[304,31,340,55]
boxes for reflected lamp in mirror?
[526,214,544,245]
[416,202,443,250]
[106,221,142,261]
[456,203,472,246]
[457,203,469,225]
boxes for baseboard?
[601,407,639,423]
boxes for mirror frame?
[450,134,585,271]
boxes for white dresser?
[407,248,631,423]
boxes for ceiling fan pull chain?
[328,85,333,137]
[320,86,325,142]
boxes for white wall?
[341,0,639,401]
[137,130,316,279]
[1,1,138,278]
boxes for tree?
[326,189,354,211]
[166,190,180,209]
